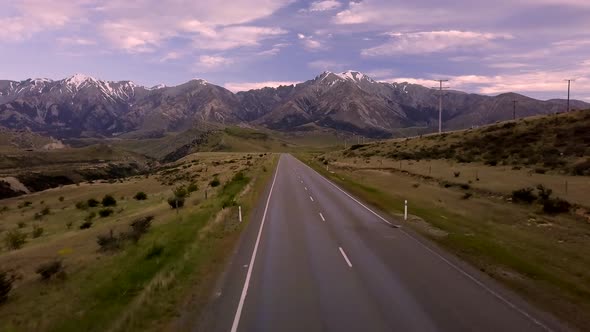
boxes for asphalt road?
[196,154,567,332]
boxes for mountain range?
[0,71,587,139]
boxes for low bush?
[187,182,198,193]
[123,216,154,243]
[58,196,64,202]
[87,198,100,208]
[97,230,120,252]
[145,243,165,260]
[0,271,16,304]
[543,198,571,214]
[98,208,114,218]
[462,192,473,200]
[167,196,185,209]
[18,201,32,209]
[536,184,553,201]
[75,201,88,210]
[134,192,148,200]
[17,222,26,229]
[31,225,44,238]
[209,178,221,187]
[460,184,470,190]
[79,221,93,229]
[572,158,590,176]
[512,188,537,204]
[85,211,96,221]
[453,171,461,178]
[4,230,26,250]
[101,195,117,207]
[35,260,64,280]
[534,168,547,174]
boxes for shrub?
[134,192,148,200]
[167,196,185,209]
[453,171,461,178]
[87,198,99,208]
[484,159,498,166]
[209,178,221,187]
[32,225,44,238]
[97,230,120,252]
[536,184,553,201]
[572,158,590,176]
[543,198,571,214]
[173,186,188,199]
[18,201,32,209]
[101,195,117,207]
[98,208,114,218]
[17,222,26,229]
[35,260,64,280]
[534,168,547,174]
[58,196,64,202]
[125,216,154,243]
[0,271,15,304]
[84,211,96,221]
[79,221,93,229]
[222,197,236,208]
[75,201,88,210]
[145,243,165,260]
[187,182,198,193]
[462,192,473,200]
[66,221,73,229]
[512,188,537,204]
[4,230,26,250]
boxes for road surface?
[196,154,566,332]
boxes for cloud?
[308,1,342,12]
[224,81,300,92]
[308,59,348,71]
[298,33,323,51]
[57,37,96,46]
[362,30,512,57]
[257,43,290,56]
[192,26,287,51]
[160,51,183,62]
[100,20,171,53]
[0,0,90,42]
[195,55,234,70]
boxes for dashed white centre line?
[319,213,325,221]
[309,196,314,202]
[304,187,308,191]
[339,247,352,268]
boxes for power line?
[432,80,450,133]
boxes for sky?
[0,0,589,101]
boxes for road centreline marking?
[294,156,553,332]
[319,213,325,221]
[230,156,281,332]
[339,247,353,268]
[309,196,314,202]
[304,187,308,191]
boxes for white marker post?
[404,200,408,221]
[239,206,243,223]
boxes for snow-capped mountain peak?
[65,73,98,90]
[336,70,374,83]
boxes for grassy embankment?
[295,110,590,330]
[0,152,277,331]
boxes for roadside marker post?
[404,200,408,221]
[239,206,243,223]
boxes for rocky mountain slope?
[1,72,587,138]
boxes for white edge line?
[319,212,325,221]
[309,196,314,202]
[230,156,281,332]
[296,156,552,332]
[339,247,353,268]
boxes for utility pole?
[432,80,449,133]
[512,100,517,120]
[564,79,574,112]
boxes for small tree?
[101,195,117,207]
[35,260,64,280]
[187,182,198,193]
[134,192,148,200]
[167,196,185,209]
